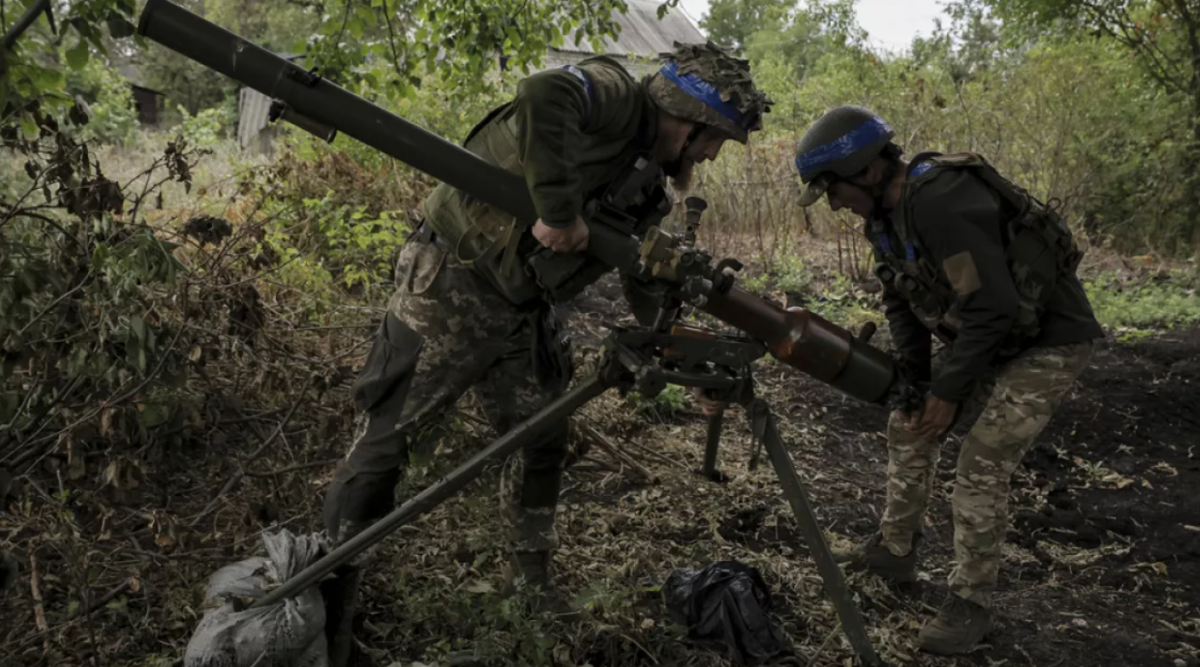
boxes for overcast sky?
[675,0,948,54]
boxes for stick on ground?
[28,546,49,652]
[579,424,658,483]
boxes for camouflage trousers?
[880,340,1094,607]
[323,237,573,555]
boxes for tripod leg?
[749,400,883,667]
[252,374,611,611]
[698,409,729,482]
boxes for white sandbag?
[184,529,328,667]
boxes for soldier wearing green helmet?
[319,40,770,651]
[795,106,1103,655]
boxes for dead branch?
[620,432,691,471]
[192,394,307,522]
[28,545,49,653]
[246,458,339,477]
[579,424,658,483]
[65,579,135,621]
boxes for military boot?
[918,595,993,655]
[832,532,921,584]
[322,520,374,667]
[504,551,581,622]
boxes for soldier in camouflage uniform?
[793,106,1104,655]
[321,41,771,643]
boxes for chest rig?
[869,152,1084,353]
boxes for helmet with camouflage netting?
[648,41,773,144]
[794,105,896,206]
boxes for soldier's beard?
[665,157,696,192]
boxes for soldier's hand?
[693,388,727,416]
[912,394,958,439]
[533,216,589,254]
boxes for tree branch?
[1173,0,1200,100]
[191,393,307,523]
[381,0,405,85]
[1076,0,1189,94]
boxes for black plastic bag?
[664,561,794,665]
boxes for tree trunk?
[1191,115,1200,257]
[1178,0,1200,256]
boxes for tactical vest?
[420,57,669,307]
[870,152,1084,353]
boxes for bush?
[64,56,139,144]
[176,106,227,148]
[1085,271,1200,337]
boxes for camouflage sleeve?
[912,170,1020,403]
[512,62,642,228]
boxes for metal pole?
[136,0,536,223]
[702,409,724,479]
[1,0,52,51]
[252,374,610,609]
[135,0,645,275]
[750,400,883,667]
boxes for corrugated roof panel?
[554,0,704,57]
[238,88,274,149]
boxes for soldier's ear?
[843,163,874,187]
[862,155,892,186]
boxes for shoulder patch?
[942,251,982,296]
[561,64,596,125]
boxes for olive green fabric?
[871,154,1103,402]
[421,55,658,305]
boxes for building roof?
[554,0,704,57]
[114,62,167,96]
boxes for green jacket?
[421,55,668,314]
[873,157,1103,403]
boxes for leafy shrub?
[774,254,812,293]
[64,54,139,144]
[176,106,227,148]
[1,111,201,486]
[1085,271,1200,336]
[626,385,689,422]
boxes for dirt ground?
[548,274,1200,667]
[2,273,1198,667]
[792,322,1200,667]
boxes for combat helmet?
[648,41,773,144]
[794,106,896,206]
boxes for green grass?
[1084,270,1200,341]
[625,384,690,421]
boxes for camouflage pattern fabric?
[648,41,772,142]
[323,238,572,555]
[879,340,1094,608]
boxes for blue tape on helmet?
[658,61,746,127]
[911,161,933,177]
[794,116,893,176]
